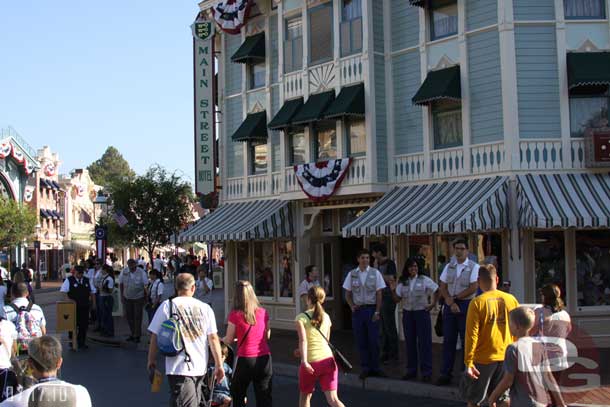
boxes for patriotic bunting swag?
[212,0,252,34]
[0,142,11,158]
[11,144,25,163]
[294,158,352,202]
[24,186,35,202]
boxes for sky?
[0,0,200,183]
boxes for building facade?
[185,0,610,344]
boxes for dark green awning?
[231,33,265,64]
[412,65,461,105]
[291,91,335,125]
[324,83,365,119]
[232,111,268,142]
[567,52,610,90]
[268,98,304,130]
[409,0,426,7]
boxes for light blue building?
[184,0,610,344]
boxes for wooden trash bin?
[56,301,77,350]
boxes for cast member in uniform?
[99,265,115,337]
[342,249,386,379]
[60,265,96,349]
[119,259,149,343]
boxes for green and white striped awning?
[343,176,509,237]
[517,173,610,228]
[179,200,293,242]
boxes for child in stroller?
[206,343,233,407]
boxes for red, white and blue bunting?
[24,159,35,176]
[11,144,25,163]
[211,0,252,35]
[24,185,35,202]
[43,162,56,177]
[294,158,352,202]
[0,142,11,159]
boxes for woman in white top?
[146,269,164,323]
[298,265,320,309]
[195,266,214,306]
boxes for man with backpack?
[3,283,46,356]
[147,273,224,407]
[60,265,96,350]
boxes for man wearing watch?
[436,238,480,386]
[342,249,386,380]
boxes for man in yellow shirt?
[463,265,519,407]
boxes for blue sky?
[0,0,199,183]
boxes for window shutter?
[309,5,333,63]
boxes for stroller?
[201,344,235,407]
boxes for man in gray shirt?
[119,259,148,343]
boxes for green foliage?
[87,146,136,187]
[0,199,37,248]
[109,165,194,256]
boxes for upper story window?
[341,0,362,56]
[288,129,307,165]
[309,3,333,65]
[345,118,366,157]
[432,100,462,149]
[250,142,268,175]
[429,0,458,41]
[569,85,609,137]
[284,17,303,73]
[249,62,266,89]
[313,123,337,161]
[564,0,606,19]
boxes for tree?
[87,146,136,187]
[0,199,37,248]
[108,165,194,259]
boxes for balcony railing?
[430,146,465,179]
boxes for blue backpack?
[157,298,189,361]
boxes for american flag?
[113,210,129,227]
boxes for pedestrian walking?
[390,257,439,381]
[222,280,272,407]
[462,265,519,407]
[298,265,320,310]
[372,243,399,364]
[195,266,213,307]
[147,273,224,407]
[295,286,346,407]
[342,248,386,379]
[153,254,165,276]
[60,266,95,350]
[0,313,18,401]
[0,276,7,306]
[92,259,104,332]
[437,238,480,386]
[146,269,164,324]
[98,265,115,337]
[119,259,148,343]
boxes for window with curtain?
[249,62,266,89]
[576,230,610,307]
[284,17,303,73]
[564,0,606,19]
[254,241,274,297]
[534,231,566,303]
[237,242,250,282]
[309,3,333,64]
[340,0,362,56]
[279,241,293,298]
[345,118,366,157]
[432,100,462,149]
[250,142,268,175]
[569,87,609,137]
[314,123,337,161]
[429,0,458,40]
[288,129,306,165]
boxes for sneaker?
[402,373,417,381]
[436,375,452,386]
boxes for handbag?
[434,306,443,337]
[304,312,353,373]
[231,323,253,372]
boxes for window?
[313,123,337,161]
[254,241,274,297]
[237,243,250,281]
[341,0,362,56]
[432,100,462,149]
[250,142,268,175]
[534,232,566,303]
[279,241,293,298]
[564,0,606,19]
[249,62,265,89]
[408,235,434,278]
[288,129,306,165]
[309,3,333,64]
[322,243,333,297]
[429,0,458,40]
[345,118,366,157]
[284,17,303,73]
[569,86,609,138]
[576,230,610,307]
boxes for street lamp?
[93,190,109,261]
[34,223,41,289]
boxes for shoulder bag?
[304,313,352,373]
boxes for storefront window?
[237,242,250,282]
[576,230,610,307]
[323,243,333,297]
[534,232,566,302]
[474,233,503,281]
[408,235,433,278]
[279,241,293,298]
[254,241,274,297]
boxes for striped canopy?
[343,176,509,237]
[517,173,610,228]
[179,200,293,243]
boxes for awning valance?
[268,98,304,130]
[231,32,266,64]
[324,83,365,119]
[343,176,509,237]
[291,91,335,125]
[51,180,61,190]
[412,65,461,105]
[231,111,268,143]
[567,52,610,91]
[517,173,610,228]
[178,200,293,242]
[40,209,50,219]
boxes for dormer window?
[429,0,458,41]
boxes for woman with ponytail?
[295,286,345,407]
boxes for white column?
[265,15,273,182]
[363,0,377,182]
[507,178,525,302]
[555,0,571,168]
[419,8,431,179]
[384,0,395,183]
[219,33,229,202]
[241,30,249,184]
[302,4,310,99]
[458,0,471,175]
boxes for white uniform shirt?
[298,279,320,297]
[439,259,480,296]
[149,279,164,304]
[395,275,439,311]
[0,320,16,369]
[60,277,97,294]
[3,298,47,331]
[0,380,92,406]
[342,266,386,292]
[118,268,148,300]
[195,278,213,303]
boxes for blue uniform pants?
[402,309,432,376]
[101,295,114,336]
[441,299,470,376]
[95,293,103,329]
[352,306,380,373]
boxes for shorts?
[298,357,338,394]
[460,362,508,406]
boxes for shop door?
[311,238,344,328]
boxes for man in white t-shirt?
[147,273,224,407]
[0,318,18,401]
[153,254,165,275]
[3,283,47,355]
[0,336,92,406]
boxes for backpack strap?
[26,301,34,312]
[8,304,19,315]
